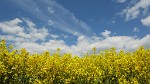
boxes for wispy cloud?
[8,0,92,36]
[116,0,127,3]
[50,34,60,39]
[121,0,150,21]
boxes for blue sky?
[0,0,150,56]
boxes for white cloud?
[15,42,46,53]
[141,16,150,27]
[4,33,150,56]
[50,34,59,39]
[44,40,71,53]
[70,35,92,55]
[116,0,126,3]
[0,35,29,43]
[14,40,71,54]
[0,18,23,34]
[121,0,150,20]
[1,25,150,56]
[62,34,69,39]
[69,33,150,56]
[100,30,111,38]
[133,27,139,32]
[91,35,102,41]
[16,33,150,56]
[0,18,71,54]
[21,19,49,41]
[0,18,49,42]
